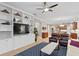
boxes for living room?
[0,2,79,56]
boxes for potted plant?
[34,27,38,41]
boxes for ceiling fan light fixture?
[44,8,49,12]
[36,2,58,13]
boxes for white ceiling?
[4,2,79,24]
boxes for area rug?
[16,42,67,56]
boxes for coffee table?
[40,42,58,55]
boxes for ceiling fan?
[36,2,58,13]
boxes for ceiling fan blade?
[49,9,53,12]
[36,8,43,10]
[49,4,58,8]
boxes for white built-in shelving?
[0,4,12,32]
[0,3,36,54]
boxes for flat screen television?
[14,23,29,34]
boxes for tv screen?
[14,23,29,34]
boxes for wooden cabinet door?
[70,33,77,39]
